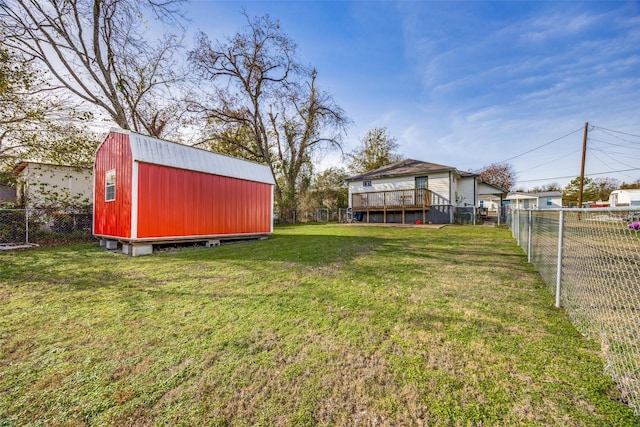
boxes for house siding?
[17,163,92,209]
[456,177,476,207]
[348,172,452,207]
[345,160,486,225]
[428,173,450,205]
[506,193,563,210]
[348,176,414,196]
[540,197,562,209]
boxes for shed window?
[105,169,116,202]
[363,180,372,187]
[546,197,552,206]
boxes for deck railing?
[351,189,432,210]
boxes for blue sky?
[186,1,640,189]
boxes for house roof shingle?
[345,159,473,182]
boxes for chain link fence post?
[555,209,564,308]
[508,207,640,414]
[516,209,520,245]
[528,210,533,263]
[25,209,30,244]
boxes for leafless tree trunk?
[188,13,348,212]
[0,0,187,138]
[269,70,348,213]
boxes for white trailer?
[609,189,640,207]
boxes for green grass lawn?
[0,224,636,426]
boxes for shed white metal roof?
[116,130,275,185]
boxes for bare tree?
[620,179,640,189]
[529,182,562,193]
[593,177,619,201]
[188,14,295,168]
[0,42,47,165]
[0,0,187,138]
[269,70,348,213]
[0,41,98,170]
[188,14,348,212]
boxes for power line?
[588,137,640,151]
[591,127,640,145]
[591,125,640,139]
[511,125,640,185]
[516,168,640,184]
[588,151,638,180]
[497,126,584,164]
[589,143,640,163]
[589,145,640,179]
[516,149,581,174]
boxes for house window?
[105,169,116,202]
[546,197,552,206]
[415,177,428,189]
[363,180,372,187]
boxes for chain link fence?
[274,209,341,224]
[508,207,640,414]
[0,208,93,247]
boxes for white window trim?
[105,169,116,202]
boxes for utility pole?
[578,122,589,208]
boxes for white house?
[13,161,93,209]
[345,159,498,224]
[609,189,640,207]
[505,191,563,210]
[478,182,508,213]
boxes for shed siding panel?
[129,133,274,185]
[93,133,133,238]
[136,163,272,238]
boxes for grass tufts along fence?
[0,208,93,246]
[508,207,640,415]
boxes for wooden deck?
[351,189,432,224]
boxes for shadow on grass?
[168,233,386,265]
[0,233,388,294]
[1,226,526,297]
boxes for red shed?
[93,129,275,255]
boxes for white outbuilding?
[609,189,640,207]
